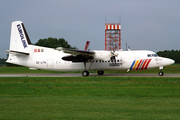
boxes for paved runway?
[0,73,180,77]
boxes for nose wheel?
[158,66,164,76]
[158,71,164,76]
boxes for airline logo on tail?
[17,24,28,48]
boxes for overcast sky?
[0,0,180,58]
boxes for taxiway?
[0,73,180,77]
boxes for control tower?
[105,23,121,51]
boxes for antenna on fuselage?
[126,43,127,51]
[126,42,130,51]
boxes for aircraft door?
[47,59,54,68]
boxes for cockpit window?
[147,54,158,57]
[147,54,151,57]
[153,54,158,57]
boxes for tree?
[34,37,77,49]
[157,50,180,63]
[0,58,6,65]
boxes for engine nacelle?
[93,51,112,61]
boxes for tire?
[158,71,164,76]
[82,71,89,77]
[97,71,104,75]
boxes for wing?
[56,47,94,55]
[56,47,95,62]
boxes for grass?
[0,64,180,74]
[0,77,180,119]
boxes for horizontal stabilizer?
[6,50,29,55]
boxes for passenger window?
[147,54,151,57]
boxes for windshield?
[147,54,158,57]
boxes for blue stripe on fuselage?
[130,60,136,70]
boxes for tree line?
[0,58,6,64]
[157,50,180,63]
[35,38,77,49]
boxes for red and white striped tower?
[105,23,121,51]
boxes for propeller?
[110,51,118,63]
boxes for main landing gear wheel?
[97,71,104,75]
[158,71,164,76]
[82,71,89,77]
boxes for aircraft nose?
[162,58,175,66]
[169,59,175,64]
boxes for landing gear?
[97,71,104,75]
[82,61,93,77]
[158,66,164,76]
[82,71,89,77]
[158,71,164,76]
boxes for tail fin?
[8,21,31,54]
[84,41,90,51]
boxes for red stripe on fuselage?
[141,59,148,70]
[136,59,143,70]
[144,59,152,70]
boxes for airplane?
[6,21,175,77]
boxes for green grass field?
[0,77,180,119]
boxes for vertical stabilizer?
[84,41,90,51]
[9,21,31,53]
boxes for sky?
[0,0,180,58]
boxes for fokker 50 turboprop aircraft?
[6,21,175,76]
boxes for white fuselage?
[6,45,174,72]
